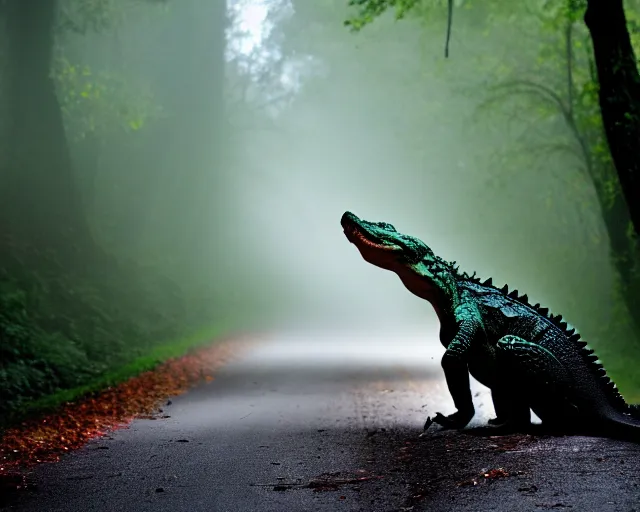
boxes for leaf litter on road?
[0,338,251,501]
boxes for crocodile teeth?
[508,289,519,298]
[559,321,568,330]
[483,277,493,286]
[534,303,541,309]
[566,328,576,336]
[519,294,529,303]
[539,307,549,315]
[501,285,508,293]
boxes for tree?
[472,0,640,338]
[333,0,640,357]
[138,0,228,287]
[1,0,166,262]
[583,0,640,239]
[3,1,87,256]
[345,0,640,239]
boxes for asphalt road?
[5,331,640,512]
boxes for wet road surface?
[5,331,640,511]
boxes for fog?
[51,1,628,351]
[222,1,613,339]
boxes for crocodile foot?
[424,410,474,431]
[474,417,532,435]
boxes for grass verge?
[0,335,252,504]
[4,321,237,429]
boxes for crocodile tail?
[628,404,640,420]
[605,408,640,442]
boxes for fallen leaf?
[484,468,509,479]
[0,339,251,495]
[457,467,510,487]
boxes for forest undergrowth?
[0,235,222,428]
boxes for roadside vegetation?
[0,0,231,426]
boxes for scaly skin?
[341,211,640,440]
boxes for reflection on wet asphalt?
[8,331,497,512]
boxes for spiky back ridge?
[454,266,629,413]
[422,254,457,277]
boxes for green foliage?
[0,242,211,423]
[344,0,423,30]
[52,56,164,142]
[53,0,168,142]
[473,1,640,256]
[58,0,127,33]
[12,323,231,424]
[57,0,169,34]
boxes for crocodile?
[341,211,640,439]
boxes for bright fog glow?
[226,0,271,56]
[248,330,447,368]
[157,333,518,432]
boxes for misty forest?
[2,0,640,509]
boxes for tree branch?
[489,78,594,179]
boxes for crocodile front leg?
[428,317,480,430]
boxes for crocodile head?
[341,211,455,303]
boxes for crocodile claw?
[431,410,473,430]
[422,412,458,432]
[419,416,435,437]
[432,412,456,429]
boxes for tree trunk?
[146,0,228,282]
[3,0,90,256]
[597,178,640,332]
[584,0,640,238]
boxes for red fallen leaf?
[457,467,510,487]
[484,468,510,479]
[0,337,252,491]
